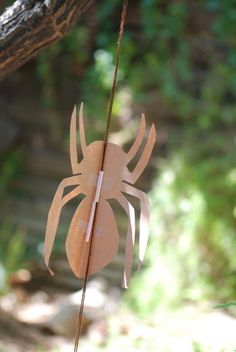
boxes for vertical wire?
[73,0,129,351]
[103,0,129,146]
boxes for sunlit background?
[0,1,236,351]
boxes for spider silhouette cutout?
[44,103,156,288]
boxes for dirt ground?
[1,287,236,352]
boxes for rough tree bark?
[0,0,94,81]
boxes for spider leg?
[79,102,87,156]
[126,123,156,184]
[127,114,146,162]
[117,193,135,289]
[70,103,86,174]
[121,183,150,269]
[44,175,82,275]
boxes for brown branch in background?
[0,0,94,81]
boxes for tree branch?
[0,0,94,80]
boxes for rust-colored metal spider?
[44,103,156,287]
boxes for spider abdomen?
[65,197,119,278]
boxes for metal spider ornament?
[44,103,156,288]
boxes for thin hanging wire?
[103,0,129,147]
[73,1,129,351]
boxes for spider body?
[44,103,156,288]
[66,141,127,277]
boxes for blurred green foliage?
[35,1,236,126]
[0,221,27,294]
[127,130,235,314]
[0,149,22,200]
[215,301,236,309]
[0,149,25,293]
